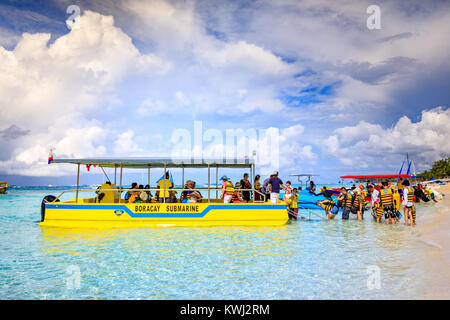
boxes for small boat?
[40,157,289,228]
[0,182,7,194]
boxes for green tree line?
[418,157,450,180]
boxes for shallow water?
[0,187,446,299]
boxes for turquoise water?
[0,187,442,299]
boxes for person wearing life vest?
[287,188,299,220]
[353,189,364,220]
[402,180,416,226]
[380,181,396,225]
[220,176,234,203]
[337,187,352,220]
[316,198,338,220]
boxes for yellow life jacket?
[344,193,354,208]
[224,181,234,195]
[380,188,394,207]
[319,199,335,212]
[290,194,299,208]
[407,186,415,202]
[393,190,401,211]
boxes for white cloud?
[322,107,450,172]
[0,10,169,176]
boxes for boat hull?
[40,202,289,228]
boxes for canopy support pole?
[208,164,211,203]
[148,167,150,186]
[119,164,123,202]
[251,163,255,203]
[215,165,218,199]
[182,166,184,187]
[99,165,111,183]
[163,164,166,203]
[76,163,80,203]
[114,165,117,185]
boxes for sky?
[0,0,449,186]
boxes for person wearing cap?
[267,171,286,204]
[220,176,234,203]
[181,180,203,203]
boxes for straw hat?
[139,191,148,201]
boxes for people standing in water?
[316,199,338,220]
[337,187,352,220]
[402,180,416,226]
[353,189,364,220]
[379,181,396,225]
[287,188,299,220]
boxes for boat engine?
[41,195,59,222]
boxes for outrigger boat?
[0,182,7,194]
[40,157,289,228]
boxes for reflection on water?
[0,188,446,299]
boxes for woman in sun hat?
[220,175,234,203]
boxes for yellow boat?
[0,182,7,194]
[40,157,289,228]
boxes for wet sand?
[414,184,450,299]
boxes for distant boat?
[0,181,8,194]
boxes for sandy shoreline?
[414,184,450,299]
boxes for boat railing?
[53,188,267,203]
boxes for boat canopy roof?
[340,174,411,179]
[51,157,254,169]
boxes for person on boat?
[124,182,138,201]
[380,181,396,225]
[316,198,338,220]
[254,175,262,201]
[142,184,153,202]
[156,172,174,203]
[128,185,141,203]
[220,176,234,203]
[181,180,203,203]
[337,187,352,220]
[282,180,293,202]
[402,180,416,226]
[240,173,252,202]
[314,186,333,199]
[261,175,273,201]
[191,182,203,203]
[232,182,245,203]
[287,188,299,220]
[268,171,286,203]
[308,181,316,194]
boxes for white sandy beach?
[413,184,450,299]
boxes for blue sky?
[0,0,449,185]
